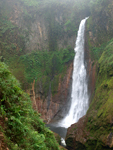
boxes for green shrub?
[0,62,60,150]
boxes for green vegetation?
[84,38,113,149]
[0,62,61,150]
[64,19,78,36]
[87,40,110,61]
[21,0,39,7]
[99,38,113,75]
[84,3,113,146]
[65,0,113,147]
[0,0,77,103]
[0,18,15,35]
[20,47,74,82]
[0,0,76,92]
[87,0,113,47]
[19,46,74,95]
[66,37,113,150]
[0,16,27,59]
[2,0,113,148]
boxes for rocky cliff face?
[85,26,97,103]
[86,0,113,47]
[0,0,76,122]
[0,0,96,131]
[6,0,76,52]
[30,62,73,123]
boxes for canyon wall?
[0,0,90,123]
[30,62,73,123]
[0,0,77,122]
[5,0,76,53]
[66,0,113,149]
[0,0,92,126]
[1,0,113,149]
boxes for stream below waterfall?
[47,17,89,146]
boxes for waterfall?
[57,17,89,128]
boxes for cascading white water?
[57,17,89,128]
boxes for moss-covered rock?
[66,31,113,150]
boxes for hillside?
[0,62,66,149]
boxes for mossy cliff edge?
[66,0,113,149]
[0,62,67,150]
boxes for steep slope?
[66,39,113,150]
[66,0,113,149]
[0,62,66,150]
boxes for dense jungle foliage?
[0,62,65,150]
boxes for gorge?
[1,0,113,149]
[48,17,89,148]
